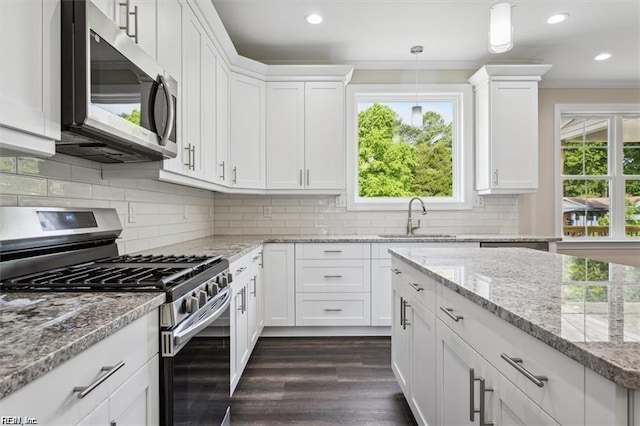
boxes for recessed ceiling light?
[547,13,569,24]
[594,53,612,61]
[305,14,323,25]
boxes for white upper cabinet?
[266,81,345,191]
[468,65,551,195]
[201,37,219,183]
[0,0,59,158]
[127,0,156,57]
[230,73,266,189]
[266,82,305,189]
[215,60,231,185]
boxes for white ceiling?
[210,0,640,86]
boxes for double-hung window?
[557,104,640,240]
[345,84,473,210]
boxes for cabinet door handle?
[391,268,402,275]
[235,266,246,275]
[118,1,130,34]
[184,144,192,167]
[73,361,126,399]
[190,145,196,170]
[299,169,303,187]
[402,299,411,329]
[324,308,343,312]
[259,251,263,268]
[493,169,499,185]
[219,161,225,179]
[306,169,310,186]
[232,166,237,184]
[409,282,424,292]
[470,368,494,426]
[323,275,343,279]
[440,306,463,322]
[323,250,343,253]
[500,354,548,387]
[250,276,257,296]
[399,296,404,327]
[132,4,138,43]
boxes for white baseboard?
[260,326,391,337]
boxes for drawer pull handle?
[323,275,343,279]
[440,306,463,322]
[73,361,125,399]
[323,250,343,253]
[409,282,424,292]
[402,299,411,329]
[470,368,494,425]
[252,255,260,261]
[236,266,247,274]
[500,354,548,387]
[324,308,343,312]
[391,268,401,275]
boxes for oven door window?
[89,31,176,143]
[162,305,230,425]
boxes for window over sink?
[345,84,473,211]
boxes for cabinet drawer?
[438,286,584,425]
[374,242,478,259]
[2,312,156,425]
[296,243,370,260]
[296,259,370,293]
[295,293,371,326]
[392,259,436,313]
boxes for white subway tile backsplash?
[18,157,71,180]
[93,185,125,200]
[0,194,18,205]
[0,173,47,196]
[213,193,520,236]
[0,157,16,173]
[48,180,92,199]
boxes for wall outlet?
[472,192,485,208]
[263,206,272,218]
[128,202,137,223]
[335,194,346,208]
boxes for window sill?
[557,239,640,250]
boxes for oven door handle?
[171,290,230,350]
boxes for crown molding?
[539,80,640,89]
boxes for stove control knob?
[186,296,199,314]
[207,282,219,296]
[198,290,207,306]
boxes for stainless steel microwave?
[60,0,177,163]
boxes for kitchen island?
[390,247,639,425]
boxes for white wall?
[0,154,215,254]
[214,193,519,236]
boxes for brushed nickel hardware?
[409,282,424,292]
[73,361,125,399]
[236,266,246,274]
[500,354,548,387]
[494,169,499,185]
[440,306,463,322]
[391,268,402,275]
[323,250,343,253]
[219,161,225,179]
[402,299,411,329]
[470,368,494,425]
[259,251,263,268]
[400,296,405,327]
[323,275,343,279]
[252,255,260,261]
[232,166,237,184]
[299,169,303,186]
[250,276,256,296]
[183,144,195,170]
[324,308,343,312]
[118,1,138,43]
[306,169,310,186]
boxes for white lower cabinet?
[230,247,264,394]
[263,243,295,326]
[394,256,637,426]
[1,311,159,426]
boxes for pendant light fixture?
[411,45,423,128]
[489,1,513,54]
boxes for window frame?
[554,104,640,242]
[345,84,473,211]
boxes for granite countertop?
[390,247,640,389]
[135,234,559,262]
[0,292,165,399]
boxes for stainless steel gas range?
[0,207,231,426]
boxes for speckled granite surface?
[0,292,165,399]
[134,234,559,261]
[390,247,640,389]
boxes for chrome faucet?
[407,197,427,235]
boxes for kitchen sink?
[377,233,457,239]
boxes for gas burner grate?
[1,254,224,291]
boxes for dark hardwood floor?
[231,336,417,425]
